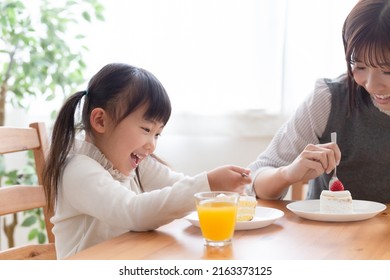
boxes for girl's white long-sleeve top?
[51,141,210,259]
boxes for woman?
[248,0,390,203]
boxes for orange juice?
[196,201,237,241]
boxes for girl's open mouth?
[130,153,141,168]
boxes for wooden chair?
[291,180,308,200]
[0,122,56,260]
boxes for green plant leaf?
[40,219,45,230]
[38,232,46,244]
[82,11,91,22]
[0,0,106,247]
[4,170,18,184]
[0,155,5,176]
[28,228,39,241]
[21,215,37,227]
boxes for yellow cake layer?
[237,196,257,221]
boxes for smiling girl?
[248,0,390,202]
[43,63,251,259]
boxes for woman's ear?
[90,108,108,133]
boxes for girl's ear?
[90,108,108,133]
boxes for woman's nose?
[365,71,386,93]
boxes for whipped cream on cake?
[320,190,353,214]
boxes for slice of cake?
[237,195,257,221]
[320,190,353,214]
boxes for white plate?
[287,199,387,222]
[185,206,284,230]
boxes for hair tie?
[83,90,88,97]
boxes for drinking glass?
[194,191,239,247]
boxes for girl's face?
[96,104,165,176]
[352,59,390,114]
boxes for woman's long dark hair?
[42,63,171,213]
[342,0,390,113]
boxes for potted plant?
[0,0,104,249]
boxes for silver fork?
[328,132,338,189]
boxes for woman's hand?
[282,142,341,184]
[207,165,252,193]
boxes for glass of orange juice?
[194,191,239,247]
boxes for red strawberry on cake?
[320,179,353,214]
[330,180,344,191]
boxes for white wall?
[154,112,296,200]
[157,134,270,175]
[155,133,301,199]
[155,112,284,175]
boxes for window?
[24,0,358,134]
[80,0,357,117]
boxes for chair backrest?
[0,122,56,260]
[290,180,308,200]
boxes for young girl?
[248,0,390,202]
[43,63,252,259]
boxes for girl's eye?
[141,127,151,133]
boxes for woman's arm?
[249,79,339,199]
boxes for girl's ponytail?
[43,91,85,213]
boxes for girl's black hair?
[43,63,171,213]
[342,0,390,114]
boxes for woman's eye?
[381,68,390,75]
[353,65,365,71]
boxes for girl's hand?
[283,142,341,183]
[207,165,252,193]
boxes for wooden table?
[67,200,390,260]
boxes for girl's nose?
[144,136,156,152]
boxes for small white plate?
[185,206,284,230]
[287,199,386,222]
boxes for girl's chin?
[127,165,137,173]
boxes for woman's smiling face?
[352,59,390,114]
